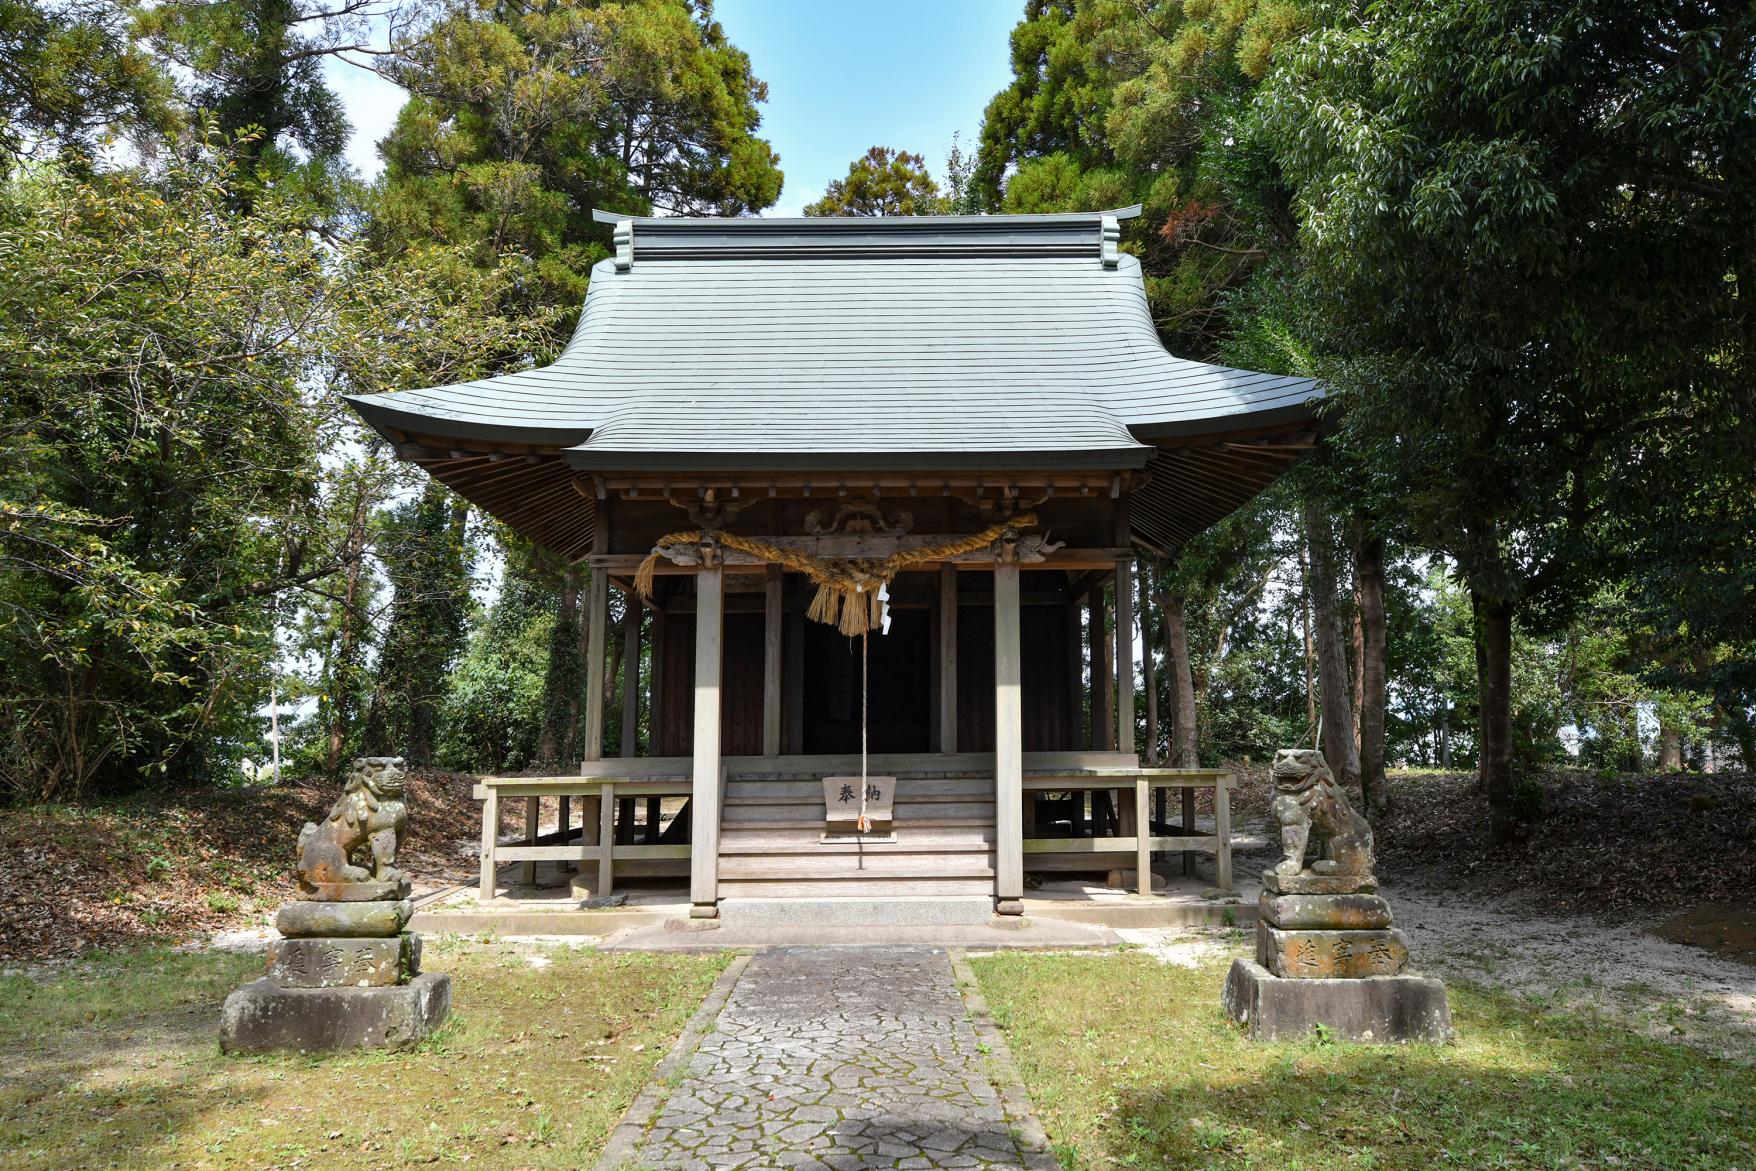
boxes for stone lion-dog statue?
[1270,748,1374,878]
[297,757,409,890]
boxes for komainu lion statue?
[297,757,409,889]
[1270,748,1374,878]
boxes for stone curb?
[594,951,753,1171]
[950,951,1064,1171]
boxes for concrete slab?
[600,918,1121,952]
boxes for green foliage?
[804,146,941,216]
[372,0,783,317]
[437,559,553,773]
[0,148,330,799]
[359,483,474,766]
[0,0,177,164]
[1259,0,1753,623]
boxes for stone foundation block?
[219,971,450,1054]
[297,879,410,902]
[276,899,412,938]
[1260,870,1377,896]
[1223,958,1451,1043]
[1257,921,1408,978]
[265,934,421,989]
[1259,891,1393,931]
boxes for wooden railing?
[474,773,691,903]
[1021,769,1235,895]
[474,755,1234,903]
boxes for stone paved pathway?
[629,947,1040,1170]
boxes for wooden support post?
[478,787,498,903]
[584,570,609,762]
[617,798,635,844]
[1066,593,1084,748]
[994,559,1024,913]
[763,564,782,757]
[620,595,640,757]
[598,782,616,897]
[690,564,724,916]
[646,796,662,843]
[558,795,571,847]
[1182,786,1198,876]
[579,792,602,896]
[1215,774,1234,892]
[785,580,805,754]
[939,563,958,753]
[1090,586,1114,751]
[1136,776,1151,896]
[1116,560,1135,756]
[649,611,666,753]
[521,796,539,885]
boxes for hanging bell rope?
[634,515,1038,637]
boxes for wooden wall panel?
[656,609,766,757]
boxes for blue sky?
[325,1,1021,216]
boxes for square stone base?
[265,934,420,988]
[219,971,450,1054]
[1257,921,1408,978]
[1223,958,1452,1043]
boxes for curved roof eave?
[342,389,595,449]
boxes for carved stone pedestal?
[220,757,451,1055]
[1221,748,1451,1044]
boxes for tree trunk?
[1158,589,1200,768]
[1355,528,1388,812]
[327,487,371,772]
[1474,591,1516,842]
[1657,722,1683,771]
[1300,547,1317,744]
[1140,564,1159,764]
[1303,499,1361,792]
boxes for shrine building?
[346,208,1319,923]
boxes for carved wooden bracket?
[802,501,914,536]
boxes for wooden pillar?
[620,594,640,757]
[690,563,724,916]
[584,570,609,762]
[648,610,666,752]
[994,560,1024,914]
[598,782,615,897]
[1090,586,1114,751]
[1182,787,1198,877]
[784,580,805,753]
[478,787,498,903]
[1065,589,1084,749]
[1116,560,1135,756]
[939,564,958,754]
[1135,775,1151,896]
[763,565,782,757]
[521,796,539,885]
[1214,773,1234,892]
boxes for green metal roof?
[346,209,1320,473]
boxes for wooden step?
[721,800,995,823]
[717,876,997,898]
[725,778,994,801]
[718,830,995,854]
[718,853,996,878]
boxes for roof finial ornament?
[1101,214,1120,269]
[613,219,633,272]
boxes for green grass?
[971,950,1756,1170]
[0,938,727,1170]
